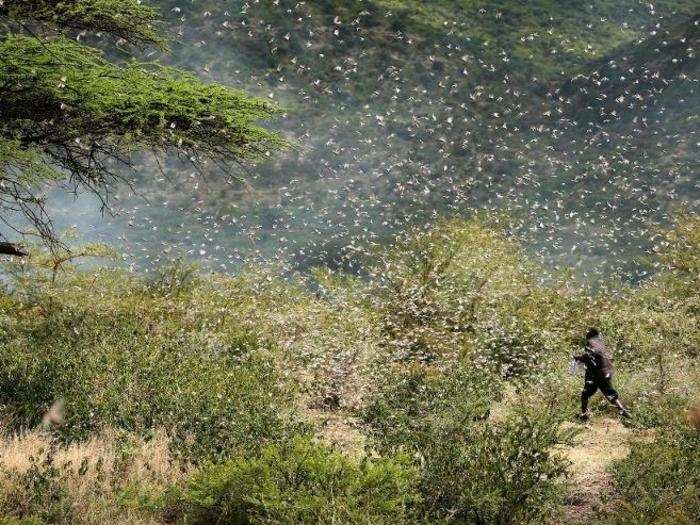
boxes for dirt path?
[560,417,632,523]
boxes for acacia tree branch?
[0,242,27,256]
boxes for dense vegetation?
[0,1,697,524]
[0,215,697,523]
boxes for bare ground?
[560,417,632,524]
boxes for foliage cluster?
[600,215,700,398]
[176,437,419,524]
[362,364,574,523]
[1,34,286,165]
[1,0,164,47]
[373,220,594,378]
[0,265,301,461]
[0,216,697,523]
[597,425,700,524]
[0,0,286,249]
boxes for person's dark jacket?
[574,336,614,380]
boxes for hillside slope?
[76,0,692,280]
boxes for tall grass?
[0,216,697,523]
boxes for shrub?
[373,220,538,363]
[601,215,699,370]
[371,219,585,379]
[176,438,420,524]
[362,364,499,452]
[0,270,301,462]
[598,425,700,524]
[362,364,572,523]
[414,412,571,524]
[625,392,690,429]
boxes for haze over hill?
[53,0,698,282]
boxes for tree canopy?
[0,0,287,254]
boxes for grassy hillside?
[87,0,698,281]
[0,215,697,523]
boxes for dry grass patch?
[561,418,633,524]
[0,427,188,524]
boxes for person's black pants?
[581,375,619,403]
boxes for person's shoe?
[614,400,632,419]
[578,411,590,422]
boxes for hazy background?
[50,0,698,282]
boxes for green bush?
[598,426,700,524]
[415,412,571,524]
[176,438,420,524]
[625,392,690,429]
[372,220,583,379]
[363,364,500,452]
[0,271,301,461]
[362,365,572,523]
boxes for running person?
[573,328,630,420]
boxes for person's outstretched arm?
[572,352,591,365]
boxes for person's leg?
[580,380,597,420]
[613,399,631,418]
[600,378,630,418]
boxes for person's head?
[586,327,600,340]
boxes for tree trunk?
[0,242,28,256]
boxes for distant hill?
[97,0,698,280]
